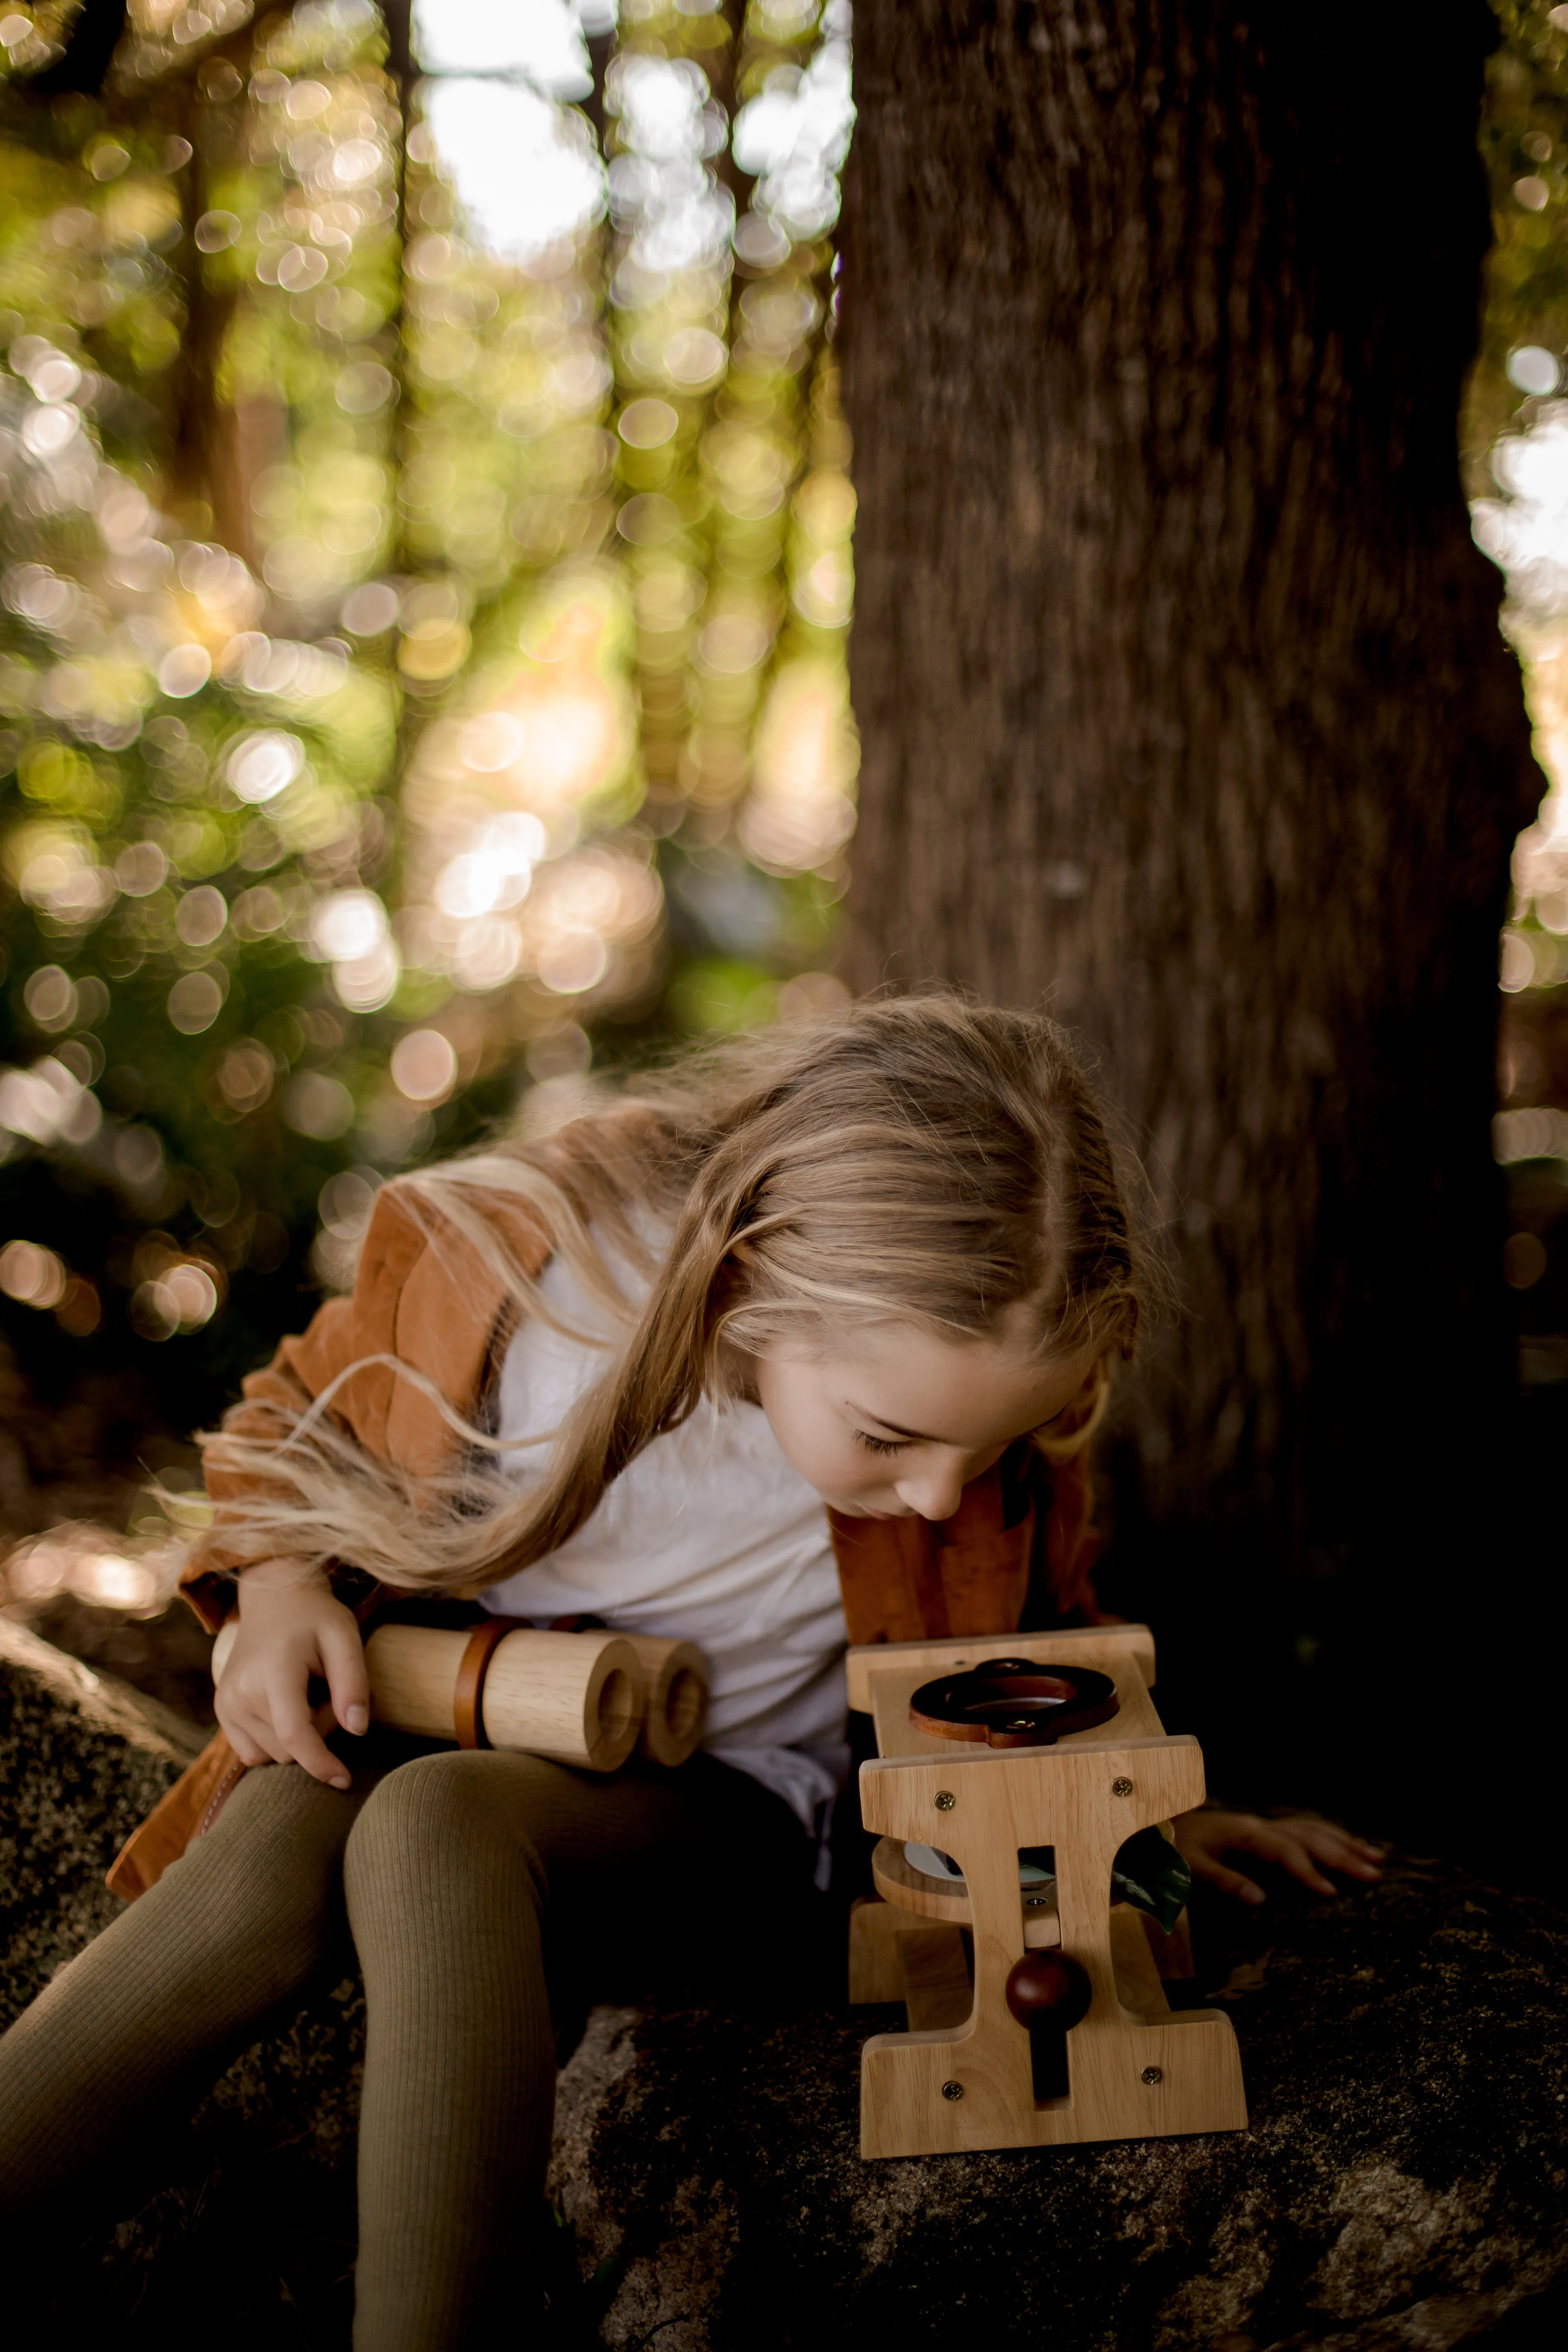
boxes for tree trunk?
[839,3,1540,1809]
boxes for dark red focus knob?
[1004,1950,1093,2031]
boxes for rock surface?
[548,1861,1568,2352]
[3,1625,1568,2347]
[0,1615,203,2015]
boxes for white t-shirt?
[479,1231,850,1836]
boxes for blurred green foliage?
[1470,1,1568,486]
[0,0,855,1456]
[1466,3,1568,1005]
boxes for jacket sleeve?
[178,1181,540,1631]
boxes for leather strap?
[453,1618,517,1749]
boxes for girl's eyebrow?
[844,1400,941,1443]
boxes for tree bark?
[839,1,1540,1790]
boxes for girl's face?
[754,1314,1099,1521]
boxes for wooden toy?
[363,1622,645,1769]
[846,1625,1247,2159]
[623,1633,709,1766]
[211,1617,709,1773]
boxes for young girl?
[0,998,1378,2345]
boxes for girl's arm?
[1173,1807,1385,1904]
[213,1556,371,1790]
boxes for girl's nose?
[895,1455,968,1522]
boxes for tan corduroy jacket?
[109,1176,1102,1901]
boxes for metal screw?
[1025,1896,1048,1910]
[1141,2065,1163,2086]
[941,2079,965,2101]
[934,1789,956,1812]
[1112,1777,1134,1797]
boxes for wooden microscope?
[847,1625,1247,2159]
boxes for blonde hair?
[200,997,1141,1595]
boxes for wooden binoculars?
[847,1624,1247,2159]
[212,1616,708,1773]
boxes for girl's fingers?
[222,1720,271,1769]
[1189,1851,1266,1905]
[318,1617,371,1738]
[1286,1820,1385,1877]
[266,1678,352,1789]
[286,1720,352,1788]
[1176,1810,1387,1909]
[1268,1840,1338,1896]
[1234,1823,1336,1894]
[223,1701,289,1769]
[1312,1842,1382,1878]
[215,1680,271,1762]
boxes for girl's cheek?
[835,1451,886,1501]
[800,1424,867,1498]
[802,1433,854,1492]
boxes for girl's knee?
[217,1754,363,1841]
[344,1751,559,1893]
[156,1759,357,1944]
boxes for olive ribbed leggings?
[0,1741,810,2349]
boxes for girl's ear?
[1035,1355,1111,1457]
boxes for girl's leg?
[0,1756,370,2211]
[345,1748,811,2352]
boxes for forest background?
[0,1,1563,1846]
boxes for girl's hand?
[214,1556,370,1789]
[1173,1807,1386,1905]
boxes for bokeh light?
[0,0,860,1591]
[1466,0,1568,1397]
